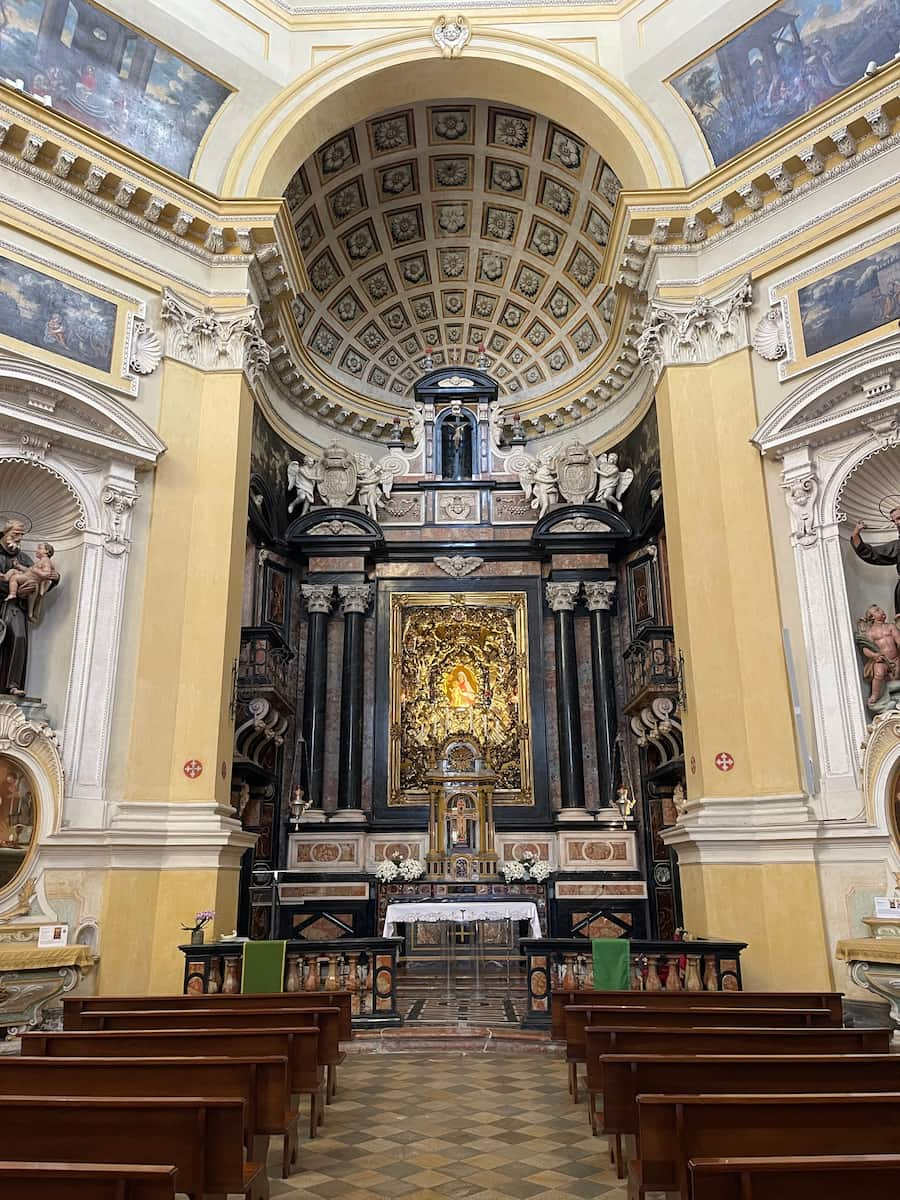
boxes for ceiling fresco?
[283,100,621,407]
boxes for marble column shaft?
[546,582,584,809]
[584,581,617,808]
[337,584,372,811]
[301,584,334,808]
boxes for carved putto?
[511,442,634,517]
[433,14,470,57]
[855,603,900,712]
[287,444,406,521]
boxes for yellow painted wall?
[97,865,241,994]
[679,861,833,990]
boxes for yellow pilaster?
[657,348,831,989]
[98,356,255,994]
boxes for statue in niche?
[852,499,900,616]
[855,603,900,711]
[0,519,60,697]
[441,409,473,480]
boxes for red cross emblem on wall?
[714,752,735,773]
[183,759,203,779]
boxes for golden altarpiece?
[425,741,499,881]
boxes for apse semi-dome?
[284,100,621,409]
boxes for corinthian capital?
[301,584,335,614]
[337,583,372,615]
[545,581,580,612]
[636,276,753,379]
[583,581,616,611]
[160,288,270,382]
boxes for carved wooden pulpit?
[425,739,499,880]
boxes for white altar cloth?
[382,900,542,939]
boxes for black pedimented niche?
[531,503,633,555]
[285,506,385,557]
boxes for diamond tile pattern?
[269,1052,627,1199]
[284,101,620,406]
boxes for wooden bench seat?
[79,1005,344,1106]
[65,990,354,1041]
[566,1004,833,1100]
[0,1095,268,1199]
[21,1026,325,1139]
[690,1153,900,1199]
[596,1052,900,1175]
[550,989,844,1040]
[0,1162,179,1200]
[0,1054,299,1179]
[632,1092,900,1200]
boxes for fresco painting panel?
[0,0,230,175]
[672,0,900,165]
[798,241,900,357]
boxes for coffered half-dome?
[284,99,621,409]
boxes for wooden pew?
[79,1004,345,1105]
[65,990,354,1041]
[0,1054,299,1179]
[550,989,844,1040]
[633,1093,900,1200]
[584,1024,892,1111]
[690,1153,900,1199]
[22,1026,326,1139]
[0,1095,268,1199]
[566,1004,833,1100]
[0,1162,179,1200]
[597,1052,900,1174]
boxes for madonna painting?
[446,665,478,708]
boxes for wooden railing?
[179,937,403,1026]
[519,936,747,1027]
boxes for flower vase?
[190,928,205,945]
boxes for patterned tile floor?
[268,1051,628,1200]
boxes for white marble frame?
[754,334,900,821]
[0,354,165,829]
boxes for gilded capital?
[545,581,580,612]
[301,584,335,614]
[338,583,373,615]
[160,287,270,382]
[583,581,616,611]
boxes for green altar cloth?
[591,937,631,990]
[241,939,286,994]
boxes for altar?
[382,899,543,939]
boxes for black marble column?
[300,584,334,808]
[546,582,584,809]
[584,580,617,809]
[337,583,372,810]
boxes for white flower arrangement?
[503,855,551,883]
[375,854,425,883]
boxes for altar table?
[382,899,542,939]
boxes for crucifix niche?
[439,404,475,480]
[425,739,499,879]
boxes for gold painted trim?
[388,590,534,807]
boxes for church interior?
[2,0,900,1195]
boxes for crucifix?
[448,794,478,851]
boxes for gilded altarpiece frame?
[388,592,534,807]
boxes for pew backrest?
[549,989,843,1039]
[0,1095,248,1196]
[567,1004,833,1063]
[64,990,353,1039]
[0,1162,178,1200]
[78,1005,341,1067]
[690,1153,900,1200]
[0,1054,291,1139]
[599,1052,900,1137]
[21,1027,322,1094]
[639,1092,900,1199]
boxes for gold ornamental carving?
[388,591,533,805]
